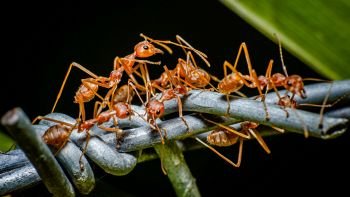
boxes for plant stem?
[154,142,200,197]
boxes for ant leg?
[271,126,285,133]
[114,56,122,70]
[52,62,100,113]
[229,42,254,76]
[247,128,271,154]
[77,99,86,122]
[93,101,104,118]
[154,121,165,144]
[226,94,231,116]
[221,61,232,116]
[98,124,124,149]
[175,35,210,67]
[251,69,270,121]
[318,81,333,129]
[98,84,119,115]
[195,137,243,167]
[175,95,191,132]
[281,106,290,118]
[226,60,270,121]
[274,33,289,77]
[32,116,75,127]
[128,80,145,105]
[200,115,250,139]
[292,108,309,138]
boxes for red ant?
[153,65,191,131]
[131,62,191,144]
[216,37,318,122]
[269,34,341,137]
[33,101,132,170]
[152,50,217,91]
[195,115,283,167]
[146,34,216,91]
[215,42,271,119]
[50,36,166,124]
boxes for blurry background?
[1,0,349,196]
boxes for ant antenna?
[273,33,289,77]
[140,33,173,54]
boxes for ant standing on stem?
[50,35,166,124]
[269,34,341,137]
[215,42,270,120]
[34,101,133,170]
[194,114,280,168]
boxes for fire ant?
[152,65,192,131]
[50,36,166,124]
[33,101,133,170]
[152,50,217,91]
[216,42,270,119]
[142,33,216,91]
[131,62,191,144]
[195,115,282,167]
[269,34,340,137]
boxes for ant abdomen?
[207,129,239,147]
[43,124,71,149]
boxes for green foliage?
[0,130,14,152]
[220,0,350,79]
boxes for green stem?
[154,142,200,197]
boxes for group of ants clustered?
[32,33,332,170]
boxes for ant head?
[134,41,164,58]
[113,102,132,119]
[284,75,306,98]
[146,100,164,119]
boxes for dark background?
[1,0,349,196]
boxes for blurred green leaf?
[220,0,350,79]
[0,130,14,152]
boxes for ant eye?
[125,111,130,116]
[287,80,292,86]
[156,110,160,115]
[143,45,149,50]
